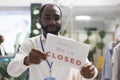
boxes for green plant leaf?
[84,38,90,44]
[99,30,106,39]
[97,41,105,50]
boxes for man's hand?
[80,62,95,79]
[24,49,47,66]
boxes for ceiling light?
[75,16,91,20]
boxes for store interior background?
[0,0,120,80]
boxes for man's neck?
[43,33,47,38]
[43,32,58,38]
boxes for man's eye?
[44,17,50,20]
[54,17,59,21]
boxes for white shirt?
[112,42,120,80]
[101,42,113,80]
[0,44,6,56]
[7,34,98,80]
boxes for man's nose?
[49,18,56,25]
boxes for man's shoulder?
[30,35,40,40]
[22,35,40,44]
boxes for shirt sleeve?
[7,39,33,77]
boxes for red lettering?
[52,53,56,58]
[45,51,51,56]
[58,55,63,60]
[49,53,81,66]
[64,57,69,62]
[70,58,75,64]
[76,60,81,65]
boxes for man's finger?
[89,65,95,71]
[29,56,42,64]
[31,49,47,60]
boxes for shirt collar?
[41,33,60,43]
[41,33,46,43]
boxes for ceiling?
[61,4,120,32]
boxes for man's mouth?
[47,26,56,31]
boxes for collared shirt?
[0,44,6,56]
[7,34,98,80]
[101,42,113,80]
[112,42,120,80]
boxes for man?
[0,35,9,80]
[7,3,98,80]
[0,35,7,56]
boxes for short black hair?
[39,3,62,18]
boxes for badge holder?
[44,77,56,80]
[41,36,56,80]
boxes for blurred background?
[0,0,120,80]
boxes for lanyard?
[40,36,53,77]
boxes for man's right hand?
[24,49,47,66]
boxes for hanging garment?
[112,42,120,80]
[101,42,113,80]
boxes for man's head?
[39,3,62,37]
[0,35,4,44]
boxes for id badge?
[44,77,56,80]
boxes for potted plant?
[84,29,92,44]
[97,30,106,56]
[97,30,106,79]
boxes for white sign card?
[45,33,90,69]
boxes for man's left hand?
[80,62,95,79]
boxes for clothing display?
[7,34,98,80]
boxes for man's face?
[40,5,62,35]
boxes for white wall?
[105,17,120,32]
